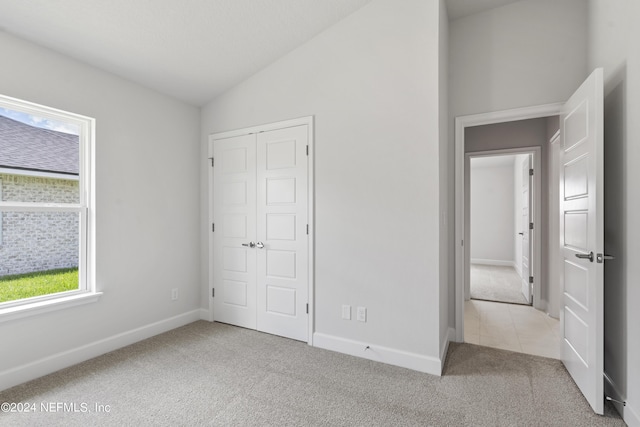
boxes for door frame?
[455,104,561,342]
[207,116,315,345]
[465,147,540,306]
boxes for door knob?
[518,232,524,236]
[242,242,255,248]
[255,242,265,249]
[575,251,594,262]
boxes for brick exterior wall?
[0,174,79,277]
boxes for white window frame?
[0,94,99,322]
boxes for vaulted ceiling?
[0,0,522,107]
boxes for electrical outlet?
[342,305,351,320]
[171,288,179,301]
[357,306,367,322]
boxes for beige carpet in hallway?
[470,264,529,305]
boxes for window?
[0,94,97,321]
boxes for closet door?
[212,134,257,329]
[256,125,309,341]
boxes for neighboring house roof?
[0,115,79,175]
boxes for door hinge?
[209,157,214,167]
[529,168,534,176]
[306,303,309,314]
[529,222,534,230]
[306,224,309,235]
[461,240,464,246]
[529,276,534,284]
[306,145,309,156]
[212,288,215,298]
[212,223,215,232]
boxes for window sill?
[0,292,102,323]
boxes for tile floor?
[464,299,561,359]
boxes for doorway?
[208,117,314,343]
[469,152,535,306]
[455,106,562,359]
[464,146,560,359]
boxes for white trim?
[0,309,201,392]
[455,103,562,342]
[0,291,102,323]
[313,333,444,376]
[470,259,515,267]
[0,202,83,212]
[207,116,315,345]
[0,167,79,181]
[605,373,640,427]
[306,118,315,345]
[0,93,96,309]
[0,176,2,245]
[208,116,312,141]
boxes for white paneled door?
[212,134,257,330]
[560,68,604,414]
[211,123,309,342]
[521,155,532,304]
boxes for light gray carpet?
[0,321,623,426]
[471,264,529,305]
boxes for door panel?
[212,135,257,329]
[521,155,532,303]
[560,68,604,414]
[257,125,309,341]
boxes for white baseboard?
[0,309,201,392]
[313,332,443,376]
[199,307,212,321]
[605,372,640,427]
[470,259,514,267]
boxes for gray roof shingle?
[0,115,79,175]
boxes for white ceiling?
[0,1,523,107]
[0,0,372,106]
[445,0,522,20]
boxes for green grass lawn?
[0,268,79,303]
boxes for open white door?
[521,155,532,303]
[559,68,604,414]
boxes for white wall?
[589,0,640,424]
[469,159,515,265]
[450,0,588,117]
[438,0,451,364]
[448,0,589,327]
[201,0,446,372]
[0,32,201,389]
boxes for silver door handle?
[255,242,265,249]
[575,251,594,262]
[597,253,615,263]
[242,242,255,248]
